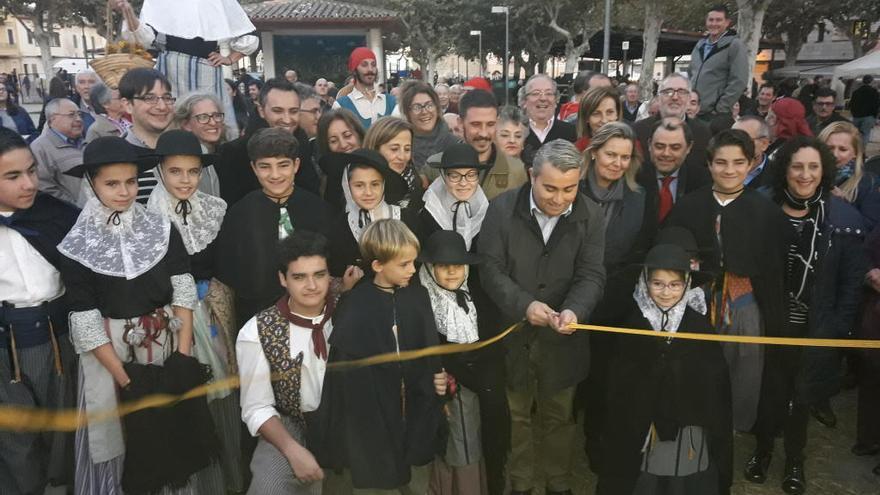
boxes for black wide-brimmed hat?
[418,230,482,265]
[153,130,216,166]
[643,243,691,273]
[431,143,491,170]
[64,136,157,178]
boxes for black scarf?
[0,193,79,267]
[785,194,824,309]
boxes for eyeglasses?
[53,111,86,120]
[526,89,557,99]
[411,102,436,114]
[300,107,322,116]
[133,94,176,106]
[814,101,835,107]
[649,280,686,292]
[445,170,480,183]
[192,112,225,124]
[659,88,690,98]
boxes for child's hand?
[433,370,448,396]
[342,265,364,291]
[287,444,324,483]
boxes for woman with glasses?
[598,243,732,495]
[173,92,227,196]
[400,81,460,172]
[575,86,623,152]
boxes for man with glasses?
[807,87,849,135]
[118,68,175,203]
[687,4,748,120]
[633,73,712,173]
[30,98,85,204]
[521,74,576,168]
[732,115,773,189]
[295,83,324,188]
[216,78,320,205]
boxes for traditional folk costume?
[146,130,244,492]
[122,0,259,137]
[57,137,222,494]
[418,144,508,495]
[665,186,791,432]
[326,149,415,277]
[237,293,334,495]
[598,244,733,495]
[315,279,445,492]
[214,185,331,329]
[0,192,79,494]
[419,231,486,495]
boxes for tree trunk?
[29,14,55,79]
[783,33,805,68]
[426,49,438,83]
[736,0,772,93]
[563,39,582,75]
[639,0,663,101]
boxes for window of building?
[91,36,95,50]
[27,31,33,44]
[73,35,78,48]
[817,22,825,43]
[51,33,60,47]
[7,29,14,45]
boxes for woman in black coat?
[578,121,649,468]
[747,136,867,494]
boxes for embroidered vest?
[256,305,305,425]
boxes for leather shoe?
[852,442,880,456]
[810,400,837,428]
[744,451,772,483]
[782,460,806,494]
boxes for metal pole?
[602,0,612,74]
[479,33,483,77]
[622,49,628,79]
[504,10,509,105]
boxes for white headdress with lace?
[146,182,226,255]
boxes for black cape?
[599,300,733,495]
[4,192,79,268]
[313,280,444,490]
[326,206,420,277]
[213,188,330,326]
[664,186,793,337]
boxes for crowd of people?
[2,2,880,495]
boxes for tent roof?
[833,50,880,79]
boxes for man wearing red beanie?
[332,46,397,129]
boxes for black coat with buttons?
[478,184,606,392]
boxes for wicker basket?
[90,53,155,89]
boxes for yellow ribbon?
[3,319,879,433]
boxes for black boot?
[744,451,772,483]
[782,460,806,494]
[810,399,837,428]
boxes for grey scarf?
[587,166,625,228]
[412,119,460,171]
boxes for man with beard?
[215,78,321,205]
[332,47,396,129]
[633,73,712,173]
[521,74,576,167]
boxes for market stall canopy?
[833,49,880,79]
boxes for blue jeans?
[853,116,876,144]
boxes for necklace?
[712,186,744,196]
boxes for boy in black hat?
[417,230,485,495]
[0,127,79,493]
[316,218,447,494]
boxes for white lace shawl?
[58,190,170,280]
[341,165,401,241]
[423,176,488,250]
[419,264,479,344]
[633,273,707,333]
[146,182,226,255]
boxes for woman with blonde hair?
[172,92,228,197]
[818,121,880,229]
[575,86,623,151]
[364,116,425,207]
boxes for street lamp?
[491,5,509,105]
[470,30,482,77]
[602,0,612,74]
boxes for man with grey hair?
[435,82,451,113]
[633,73,712,173]
[521,74,576,169]
[30,98,86,204]
[73,70,99,133]
[479,138,605,495]
[733,115,773,189]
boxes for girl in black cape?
[598,244,732,495]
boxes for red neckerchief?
[275,295,335,360]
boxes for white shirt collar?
[529,189,573,218]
